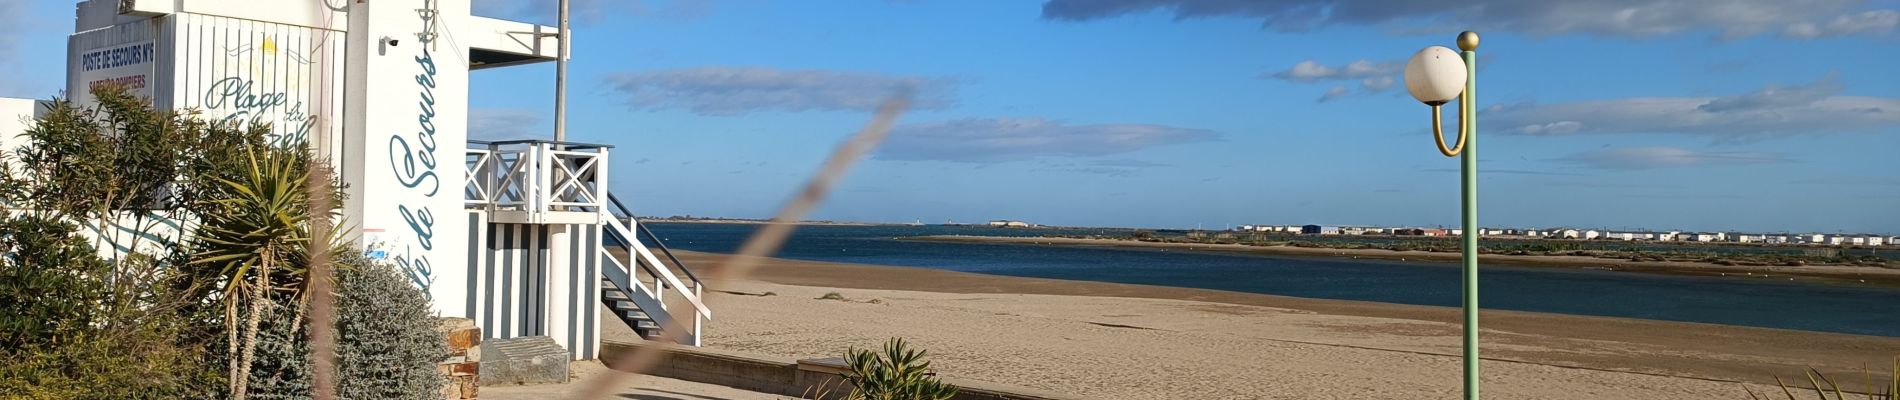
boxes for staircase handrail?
[609,194,699,284]
[604,216,712,319]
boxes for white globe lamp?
[1404,46,1467,105]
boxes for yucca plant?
[191,146,349,398]
[1747,357,1897,400]
[841,338,958,400]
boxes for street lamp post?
[1404,31,1481,400]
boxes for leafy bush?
[333,259,447,400]
[244,296,311,400]
[0,216,220,399]
[245,256,446,400]
[0,215,111,348]
[842,338,958,400]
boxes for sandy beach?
[908,235,1900,286]
[599,250,1900,399]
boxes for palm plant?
[191,146,347,398]
[1748,357,1897,400]
[841,338,958,400]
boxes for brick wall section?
[438,318,482,399]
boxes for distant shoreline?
[906,235,1900,286]
[641,219,885,226]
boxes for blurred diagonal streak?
[575,89,914,399]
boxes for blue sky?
[3,0,1898,233]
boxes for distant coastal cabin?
[988,220,1034,228]
[1301,225,1340,235]
[1682,232,1723,242]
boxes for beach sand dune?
[601,251,1898,399]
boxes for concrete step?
[602,290,630,302]
[633,319,660,331]
[618,308,653,320]
[479,336,570,385]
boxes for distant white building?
[1683,232,1721,242]
[1733,234,1765,244]
[1604,232,1638,241]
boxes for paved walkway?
[480,360,787,400]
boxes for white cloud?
[1783,10,1900,38]
[1271,59,1401,83]
[1696,74,1843,112]
[1487,76,1900,139]
[473,0,716,24]
[1555,147,1788,169]
[1316,86,1351,103]
[1271,59,1404,101]
[1042,0,1897,40]
[877,118,1218,162]
[468,108,545,141]
[1360,75,1396,91]
[605,67,958,116]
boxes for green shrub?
[842,338,958,400]
[336,257,447,399]
[243,293,314,400]
[0,215,110,348]
[0,216,220,399]
[244,257,446,400]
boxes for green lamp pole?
[1404,31,1482,399]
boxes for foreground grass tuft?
[1747,356,1897,400]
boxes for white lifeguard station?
[9,0,711,360]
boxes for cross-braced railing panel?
[464,149,495,207]
[464,140,613,221]
[546,149,606,208]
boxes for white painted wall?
[342,0,474,318]
[0,98,40,153]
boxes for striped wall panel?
[466,211,602,360]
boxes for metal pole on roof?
[554,0,570,143]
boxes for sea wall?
[600,340,1082,400]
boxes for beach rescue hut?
[0,0,711,360]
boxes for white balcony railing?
[465,140,611,224]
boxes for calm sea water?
[644,223,1900,337]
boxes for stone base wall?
[439,318,482,399]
